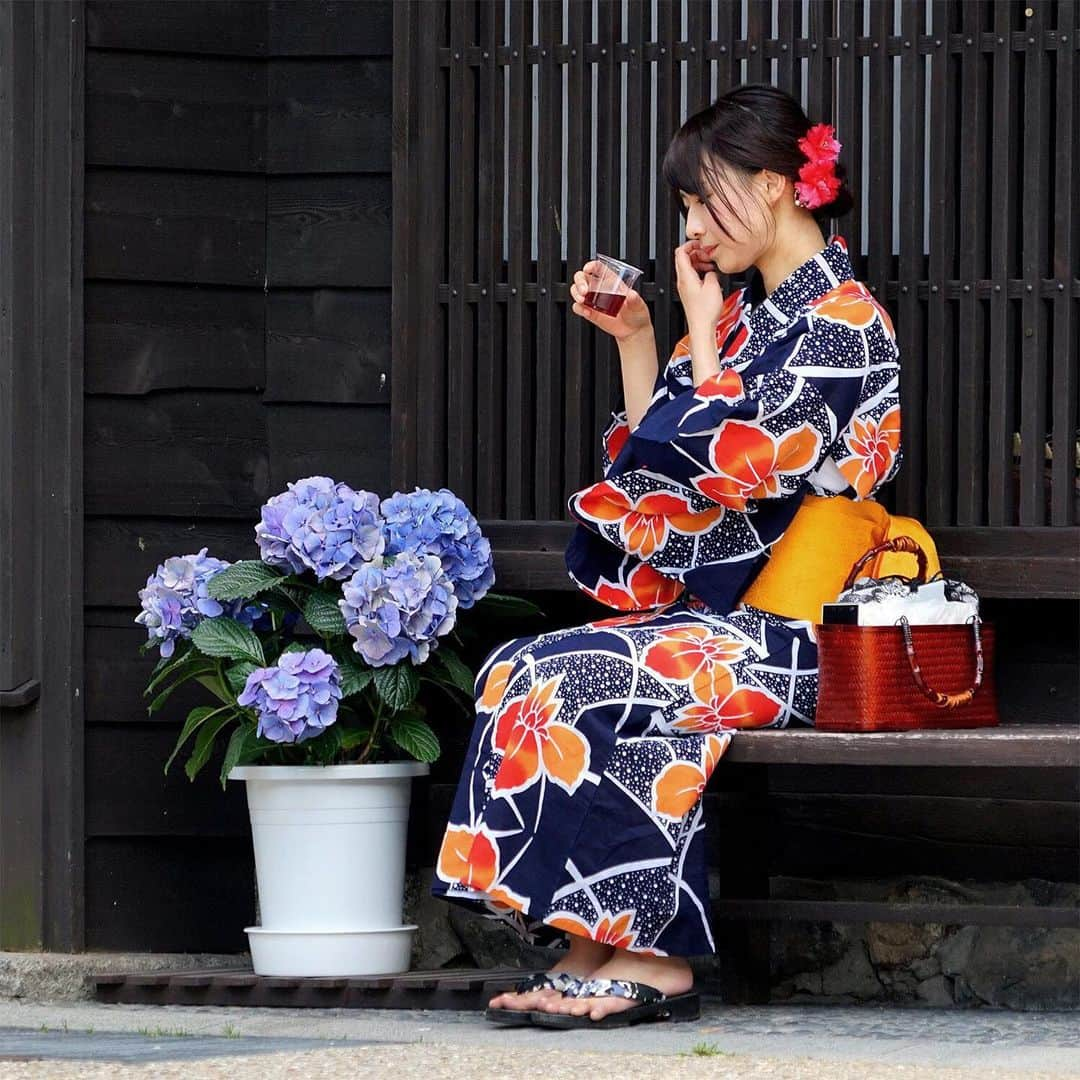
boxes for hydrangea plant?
[137,478,541,787]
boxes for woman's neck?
[755,219,828,296]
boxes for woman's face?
[679,162,774,274]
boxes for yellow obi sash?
[738,494,942,624]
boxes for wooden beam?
[0,0,85,950]
[484,524,1080,599]
[711,899,1080,929]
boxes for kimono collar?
[745,233,854,336]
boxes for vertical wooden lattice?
[393,0,1079,546]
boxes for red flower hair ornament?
[793,123,842,210]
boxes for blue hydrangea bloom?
[136,548,264,658]
[237,648,342,744]
[340,551,458,667]
[255,475,385,582]
[380,487,495,609]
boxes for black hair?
[661,83,854,241]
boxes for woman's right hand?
[569,261,653,342]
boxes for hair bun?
[819,163,854,218]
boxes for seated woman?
[430,82,902,1028]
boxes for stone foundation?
[405,868,1080,1010]
[769,876,1079,1010]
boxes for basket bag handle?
[898,615,985,709]
[844,535,983,709]
[843,534,928,591]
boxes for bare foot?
[538,949,693,1022]
[487,937,614,1013]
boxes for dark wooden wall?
[84,0,393,951]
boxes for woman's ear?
[756,168,788,206]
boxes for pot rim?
[244,925,419,935]
[228,762,430,781]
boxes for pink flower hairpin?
[793,123,842,210]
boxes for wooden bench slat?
[721,724,1079,767]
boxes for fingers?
[571,264,599,306]
[571,300,597,323]
[673,244,697,288]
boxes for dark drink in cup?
[583,290,627,316]
[582,254,643,317]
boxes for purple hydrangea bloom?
[380,487,495,609]
[136,548,264,658]
[340,550,458,667]
[237,648,342,744]
[255,475,386,582]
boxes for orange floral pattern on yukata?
[695,367,745,403]
[478,661,516,712]
[492,673,590,797]
[694,421,823,511]
[605,418,630,465]
[810,278,895,336]
[839,405,901,498]
[671,682,782,732]
[574,481,725,560]
[651,733,732,820]
[589,563,685,612]
[436,824,499,892]
[642,625,747,702]
[546,908,662,953]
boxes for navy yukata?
[431,234,903,957]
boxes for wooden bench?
[712,723,1079,925]
[704,722,1080,1001]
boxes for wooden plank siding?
[83,0,393,951]
[392,0,1080,593]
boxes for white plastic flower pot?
[228,762,430,977]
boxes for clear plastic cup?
[582,254,644,317]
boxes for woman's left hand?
[674,240,725,333]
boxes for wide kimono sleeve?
[565,299,898,614]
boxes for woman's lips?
[698,243,718,257]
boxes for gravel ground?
[0,998,1076,1079]
[0,1044,1075,1080]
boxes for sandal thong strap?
[512,970,582,994]
[564,977,664,1005]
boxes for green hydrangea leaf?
[303,589,348,636]
[339,656,375,699]
[165,704,227,775]
[224,661,259,697]
[388,713,440,763]
[429,646,476,696]
[184,708,238,781]
[191,617,265,665]
[206,560,287,602]
[373,662,419,711]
